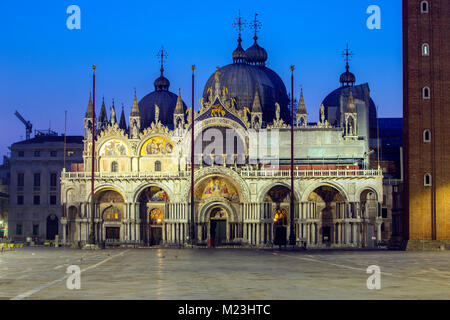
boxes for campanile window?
[423,129,431,143]
[422,43,430,56]
[423,87,430,99]
[424,173,432,187]
[421,1,429,13]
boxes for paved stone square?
[0,247,449,300]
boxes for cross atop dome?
[342,43,353,71]
[233,9,247,43]
[340,43,356,87]
[157,46,168,76]
[250,13,262,41]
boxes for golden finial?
[290,65,295,72]
[92,65,96,72]
[192,65,196,72]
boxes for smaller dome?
[340,70,356,86]
[339,63,356,87]
[245,42,267,66]
[232,42,246,63]
[154,74,170,91]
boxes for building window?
[424,173,432,187]
[17,173,24,186]
[34,150,40,157]
[423,129,431,143]
[34,173,41,187]
[421,1,429,13]
[422,43,430,56]
[155,160,162,172]
[111,161,119,173]
[17,195,24,205]
[67,150,75,157]
[50,173,57,187]
[382,208,388,219]
[18,151,24,157]
[50,150,57,157]
[33,195,40,205]
[422,87,430,99]
[33,224,39,236]
[16,224,22,235]
[50,195,57,205]
[381,223,385,232]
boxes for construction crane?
[14,111,33,140]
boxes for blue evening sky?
[0,0,402,157]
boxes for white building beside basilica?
[61,23,383,248]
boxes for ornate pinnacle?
[250,13,261,41]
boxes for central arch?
[199,200,237,246]
[136,185,170,245]
[194,174,243,245]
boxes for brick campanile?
[403,0,450,244]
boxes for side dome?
[138,71,186,129]
[245,43,268,66]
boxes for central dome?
[203,64,290,125]
[203,35,290,125]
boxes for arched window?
[424,173,432,187]
[421,1,429,13]
[111,161,118,172]
[423,87,430,99]
[422,43,430,56]
[154,160,161,172]
[423,129,431,143]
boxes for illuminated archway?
[137,186,170,245]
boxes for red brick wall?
[404,0,450,240]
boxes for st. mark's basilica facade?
[60,17,383,248]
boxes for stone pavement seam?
[10,250,129,300]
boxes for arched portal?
[46,214,59,240]
[308,186,345,245]
[195,175,242,245]
[137,186,169,245]
[94,189,125,243]
[208,206,229,246]
[263,185,294,246]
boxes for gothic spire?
[110,99,117,124]
[85,92,93,118]
[119,103,127,130]
[346,89,356,113]
[174,88,184,114]
[297,86,307,115]
[130,88,140,117]
[98,96,108,123]
[252,88,262,113]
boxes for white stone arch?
[356,186,381,203]
[132,182,174,203]
[86,184,128,203]
[257,181,302,203]
[65,187,77,204]
[300,181,349,202]
[198,198,238,223]
[182,166,250,202]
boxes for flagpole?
[289,65,296,246]
[89,65,96,245]
[190,65,196,245]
